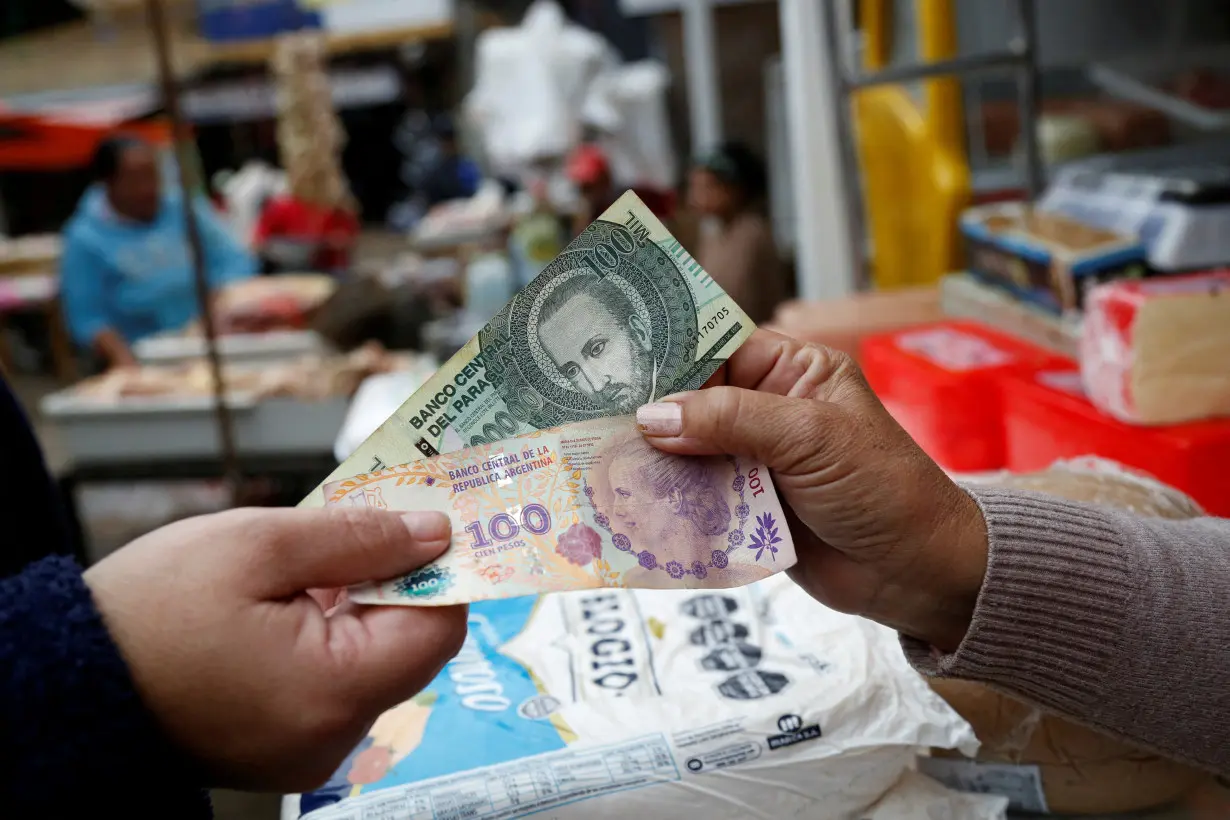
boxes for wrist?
[869,483,989,653]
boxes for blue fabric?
[1,556,213,815]
[0,375,211,814]
[60,186,257,347]
[422,156,481,207]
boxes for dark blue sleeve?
[0,376,80,579]
[1,555,212,816]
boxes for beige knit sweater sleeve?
[902,486,1230,776]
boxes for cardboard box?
[960,202,1148,314]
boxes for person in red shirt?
[565,142,674,237]
[253,195,360,275]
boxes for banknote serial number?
[699,307,731,341]
[465,503,553,549]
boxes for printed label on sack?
[895,328,1015,372]
[308,736,681,820]
[917,757,1049,814]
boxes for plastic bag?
[289,575,975,820]
[465,1,618,175]
[581,61,677,191]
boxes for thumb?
[233,507,453,598]
[636,386,847,475]
[326,601,467,712]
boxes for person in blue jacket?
[60,136,257,369]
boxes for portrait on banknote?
[479,218,701,426]
[582,430,778,591]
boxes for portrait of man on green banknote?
[479,217,709,430]
[536,272,655,414]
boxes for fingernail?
[637,402,683,437]
[401,511,451,542]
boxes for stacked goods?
[1029,114,1100,165]
[985,456,1205,518]
[1169,67,1230,109]
[925,459,1213,816]
[978,99,1171,158]
[270,33,355,214]
[959,202,1148,314]
[767,288,942,360]
[288,575,977,820]
[1081,271,1230,425]
[940,273,1081,359]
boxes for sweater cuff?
[902,487,1134,715]
[2,556,211,814]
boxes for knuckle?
[293,763,340,795]
[295,687,366,749]
[710,385,750,434]
[789,341,862,401]
[327,506,404,558]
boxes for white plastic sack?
[334,366,438,464]
[582,61,677,190]
[216,160,289,247]
[862,771,1009,820]
[289,575,976,820]
[465,0,618,175]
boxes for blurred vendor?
[688,142,784,323]
[566,142,675,238]
[61,137,258,370]
[567,143,618,238]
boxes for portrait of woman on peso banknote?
[586,431,775,590]
[478,219,701,427]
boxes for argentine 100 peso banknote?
[326,416,796,605]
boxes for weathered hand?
[638,329,988,651]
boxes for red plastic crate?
[859,321,1070,472]
[999,363,1230,516]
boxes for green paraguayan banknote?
[300,191,757,507]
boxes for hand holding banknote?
[638,329,989,653]
[328,416,794,605]
[82,507,466,791]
